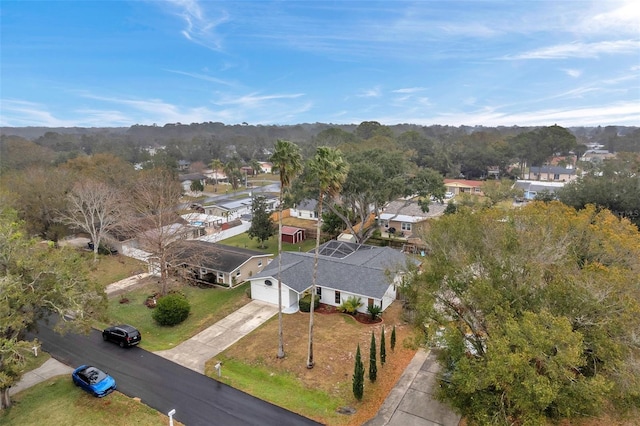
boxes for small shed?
[281,226,305,244]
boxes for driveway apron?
[153,300,278,373]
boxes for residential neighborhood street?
[26,317,321,426]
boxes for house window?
[553,174,560,180]
[236,271,241,277]
[258,260,262,267]
[316,287,322,296]
[265,279,272,286]
[401,222,412,231]
[218,272,224,278]
[335,291,341,304]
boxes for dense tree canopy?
[0,207,106,409]
[404,202,640,424]
[558,153,640,228]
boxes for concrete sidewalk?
[364,349,461,426]
[9,358,73,396]
[154,300,278,373]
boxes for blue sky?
[1,1,638,128]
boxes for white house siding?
[250,279,297,310]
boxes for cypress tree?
[391,325,396,351]
[380,325,386,366]
[369,331,377,382]
[353,344,364,400]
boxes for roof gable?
[253,241,417,299]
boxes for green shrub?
[299,294,320,312]
[367,304,383,320]
[339,296,363,314]
[152,293,191,326]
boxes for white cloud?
[576,1,640,35]
[162,0,229,50]
[392,87,426,94]
[165,69,236,87]
[505,40,640,60]
[0,100,75,127]
[563,69,582,78]
[358,87,382,98]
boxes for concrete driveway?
[154,300,278,373]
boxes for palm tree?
[270,140,303,359]
[211,159,223,185]
[305,146,348,369]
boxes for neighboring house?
[281,226,305,244]
[112,214,200,253]
[444,179,485,196]
[169,240,272,287]
[204,196,278,222]
[177,160,191,171]
[180,213,224,234]
[514,180,567,200]
[178,173,207,192]
[581,150,616,164]
[290,199,319,220]
[378,198,446,240]
[527,166,576,182]
[258,161,273,174]
[249,240,419,313]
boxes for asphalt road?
[28,319,321,426]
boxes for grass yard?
[207,301,420,426]
[221,232,317,256]
[86,254,146,289]
[0,377,183,426]
[100,279,252,351]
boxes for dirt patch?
[218,301,418,425]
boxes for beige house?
[169,240,272,287]
[527,166,577,182]
[378,198,446,240]
[444,179,485,196]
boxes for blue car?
[71,365,116,397]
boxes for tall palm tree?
[270,140,303,359]
[305,146,348,369]
[211,159,223,185]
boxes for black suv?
[102,324,141,348]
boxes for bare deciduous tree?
[57,179,125,262]
[126,168,192,295]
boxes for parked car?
[102,324,142,348]
[71,365,116,397]
[444,191,454,199]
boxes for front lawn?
[100,280,251,351]
[1,377,182,426]
[86,254,146,289]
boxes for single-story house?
[514,180,567,200]
[378,198,446,240]
[290,199,318,220]
[249,240,419,314]
[204,196,278,221]
[526,166,576,182]
[169,240,272,287]
[258,162,273,173]
[180,213,224,234]
[178,173,207,192]
[444,179,485,196]
[281,226,305,244]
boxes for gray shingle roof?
[253,242,418,299]
[170,240,271,272]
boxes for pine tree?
[391,325,396,351]
[380,325,386,366]
[369,331,377,382]
[353,344,364,400]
